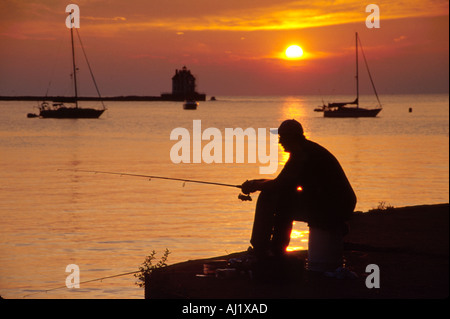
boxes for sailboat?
[316,32,382,118]
[36,14,105,119]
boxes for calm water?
[0,94,448,299]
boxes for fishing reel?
[238,193,252,201]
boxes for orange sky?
[0,0,448,96]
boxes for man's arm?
[241,179,274,194]
[241,153,303,194]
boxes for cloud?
[83,16,127,22]
[102,0,449,32]
[394,35,407,42]
[1,0,448,40]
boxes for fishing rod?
[57,169,252,201]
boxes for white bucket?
[307,226,344,272]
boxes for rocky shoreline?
[145,203,449,299]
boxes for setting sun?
[285,45,304,59]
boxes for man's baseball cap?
[270,119,304,137]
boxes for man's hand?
[241,179,271,194]
[241,180,255,194]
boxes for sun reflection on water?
[287,222,309,251]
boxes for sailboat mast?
[355,32,359,108]
[69,19,79,108]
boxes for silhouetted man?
[242,119,356,268]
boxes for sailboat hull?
[324,107,381,118]
[40,107,104,119]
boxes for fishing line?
[24,171,250,297]
[22,270,140,298]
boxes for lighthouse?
[161,66,206,101]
